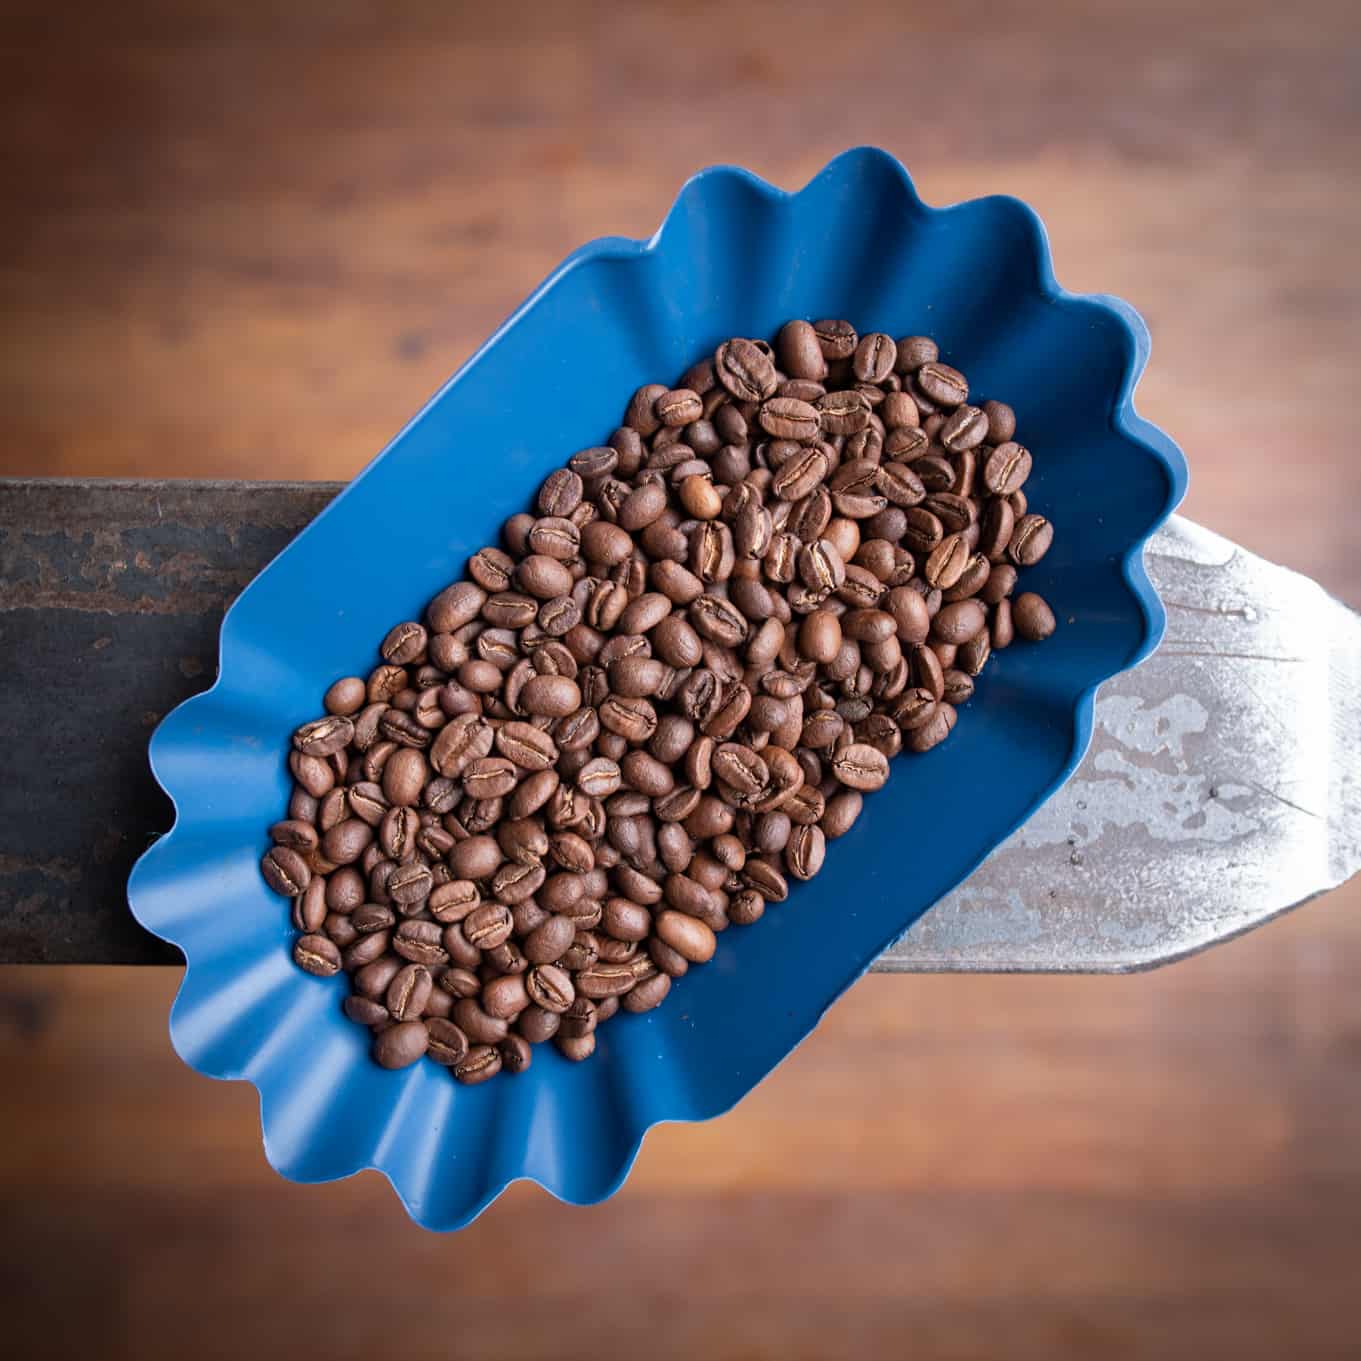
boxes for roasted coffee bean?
[852,332,896,383]
[654,909,716,963]
[453,998,508,1046]
[464,903,514,950]
[373,1020,429,1069]
[715,337,778,402]
[555,1032,596,1062]
[482,973,529,1020]
[829,742,889,791]
[425,1017,470,1066]
[809,319,856,361]
[932,600,987,646]
[388,861,433,909]
[759,396,820,442]
[293,715,354,758]
[1009,514,1053,566]
[916,362,968,407]
[821,789,863,839]
[786,824,826,880]
[343,994,389,1028]
[496,1032,533,1074]
[321,818,372,865]
[393,919,446,966]
[924,534,970,591]
[975,564,1015,608]
[983,442,1032,496]
[957,628,991,676]
[991,598,1015,650]
[982,400,1016,443]
[324,677,367,717]
[1012,592,1057,640]
[520,675,582,717]
[271,818,319,854]
[526,963,576,1012]
[429,879,480,924]
[777,319,828,380]
[452,1044,502,1084]
[293,932,341,977]
[386,964,432,1022]
[262,846,311,897]
[622,972,672,1014]
[516,1005,562,1044]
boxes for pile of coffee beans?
[261,321,1057,1084]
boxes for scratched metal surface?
[1,478,1357,968]
[886,517,1361,970]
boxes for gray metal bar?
[1,479,1357,969]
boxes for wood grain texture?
[1,1,1358,1357]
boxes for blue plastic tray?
[128,148,1187,1230]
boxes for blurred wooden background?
[2,1,1358,1358]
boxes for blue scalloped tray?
[128,148,1187,1230]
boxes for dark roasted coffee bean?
[321,818,373,866]
[556,1032,596,1062]
[388,861,433,909]
[829,742,889,792]
[453,1044,502,1084]
[1009,514,1053,567]
[538,468,583,517]
[900,506,944,555]
[622,972,671,1013]
[453,998,508,1046]
[425,1017,470,1066]
[777,319,828,380]
[386,963,432,1022]
[324,677,367,717]
[980,562,1018,604]
[981,399,1016,442]
[271,819,319,854]
[893,335,937,372]
[785,824,826,881]
[932,599,987,646]
[983,441,1032,496]
[293,933,341,976]
[821,788,863,839]
[940,404,988,452]
[373,1020,428,1069]
[464,903,514,950]
[991,598,1015,650]
[812,319,857,360]
[526,963,575,1013]
[923,534,970,591]
[517,1005,562,1044]
[262,846,311,897]
[393,919,446,966]
[293,715,353,758]
[852,332,896,383]
[916,362,968,406]
[1013,592,1057,640]
[759,396,820,442]
[343,995,389,1028]
[715,337,778,402]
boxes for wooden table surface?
[2,2,1358,1357]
